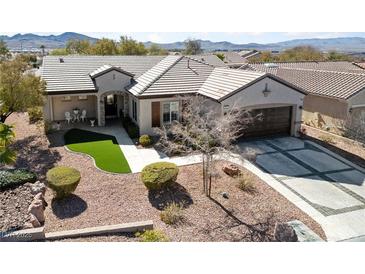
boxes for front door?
[105,94,118,118]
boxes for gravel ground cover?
[4,113,326,241]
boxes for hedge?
[141,162,178,190]
[46,166,81,199]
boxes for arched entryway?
[97,91,129,126]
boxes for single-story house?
[41,55,306,138]
[243,61,365,131]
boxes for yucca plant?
[0,123,16,165]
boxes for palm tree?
[40,45,45,56]
[0,123,16,165]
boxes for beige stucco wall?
[50,95,97,121]
[302,94,348,130]
[221,77,305,136]
[94,70,132,93]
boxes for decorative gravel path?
[5,113,326,241]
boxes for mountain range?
[1,32,365,53]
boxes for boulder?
[34,192,47,208]
[274,222,298,242]
[28,213,41,228]
[222,163,241,177]
[30,181,46,195]
[27,199,45,223]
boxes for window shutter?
[152,102,160,127]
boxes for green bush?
[0,169,37,190]
[141,162,179,190]
[27,107,43,123]
[136,230,170,242]
[46,166,81,199]
[139,134,152,147]
[160,202,184,225]
[127,123,139,139]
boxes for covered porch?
[44,91,130,127]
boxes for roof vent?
[264,63,278,68]
[59,58,64,63]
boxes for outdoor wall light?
[262,83,271,97]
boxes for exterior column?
[97,95,106,126]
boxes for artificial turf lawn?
[64,129,131,173]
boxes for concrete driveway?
[240,136,365,241]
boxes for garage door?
[242,106,292,138]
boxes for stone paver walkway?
[240,136,365,241]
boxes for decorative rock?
[27,199,45,223]
[30,181,46,195]
[221,192,229,199]
[29,214,41,228]
[222,163,241,177]
[274,222,298,242]
[34,192,47,208]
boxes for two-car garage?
[198,68,307,139]
[243,106,292,138]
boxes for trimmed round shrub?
[141,162,179,190]
[139,134,152,147]
[0,169,37,190]
[46,166,81,199]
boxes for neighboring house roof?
[273,68,365,100]
[245,61,365,100]
[246,61,365,74]
[355,62,365,69]
[219,51,247,64]
[239,50,260,59]
[197,67,305,101]
[187,55,226,67]
[41,55,165,93]
[89,64,134,78]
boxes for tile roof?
[274,68,365,100]
[187,55,226,67]
[127,55,182,96]
[246,61,365,74]
[141,56,215,96]
[41,55,165,93]
[89,64,134,78]
[197,67,266,101]
[244,61,365,100]
[219,51,247,64]
[355,62,365,69]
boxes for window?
[61,96,71,101]
[132,100,137,121]
[78,95,88,100]
[163,102,179,124]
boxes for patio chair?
[80,110,87,122]
[65,112,72,124]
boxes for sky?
[2,32,365,44]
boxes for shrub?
[135,230,170,242]
[318,135,335,144]
[127,123,139,139]
[160,202,184,225]
[236,173,255,192]
[27,107,43,123]
[139,134,152,147]
[141,162,179,190]
[0,169,37,190]
[46,166,81,199]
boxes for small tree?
[0,40,10,61]
[155,95,253,197]
[0,123,16,165]
[66,39,92,54]
[184,39,203,55]
[90,38,119,55]
[0,57,46,122]
[40,45,46,56]
[119,36,148,55]
[148,43,168,55]
[215,53,225,62]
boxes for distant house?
[244,61,365,131]
[239,50,261,60]
[41,55,306,138]
[214,51,247,68]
